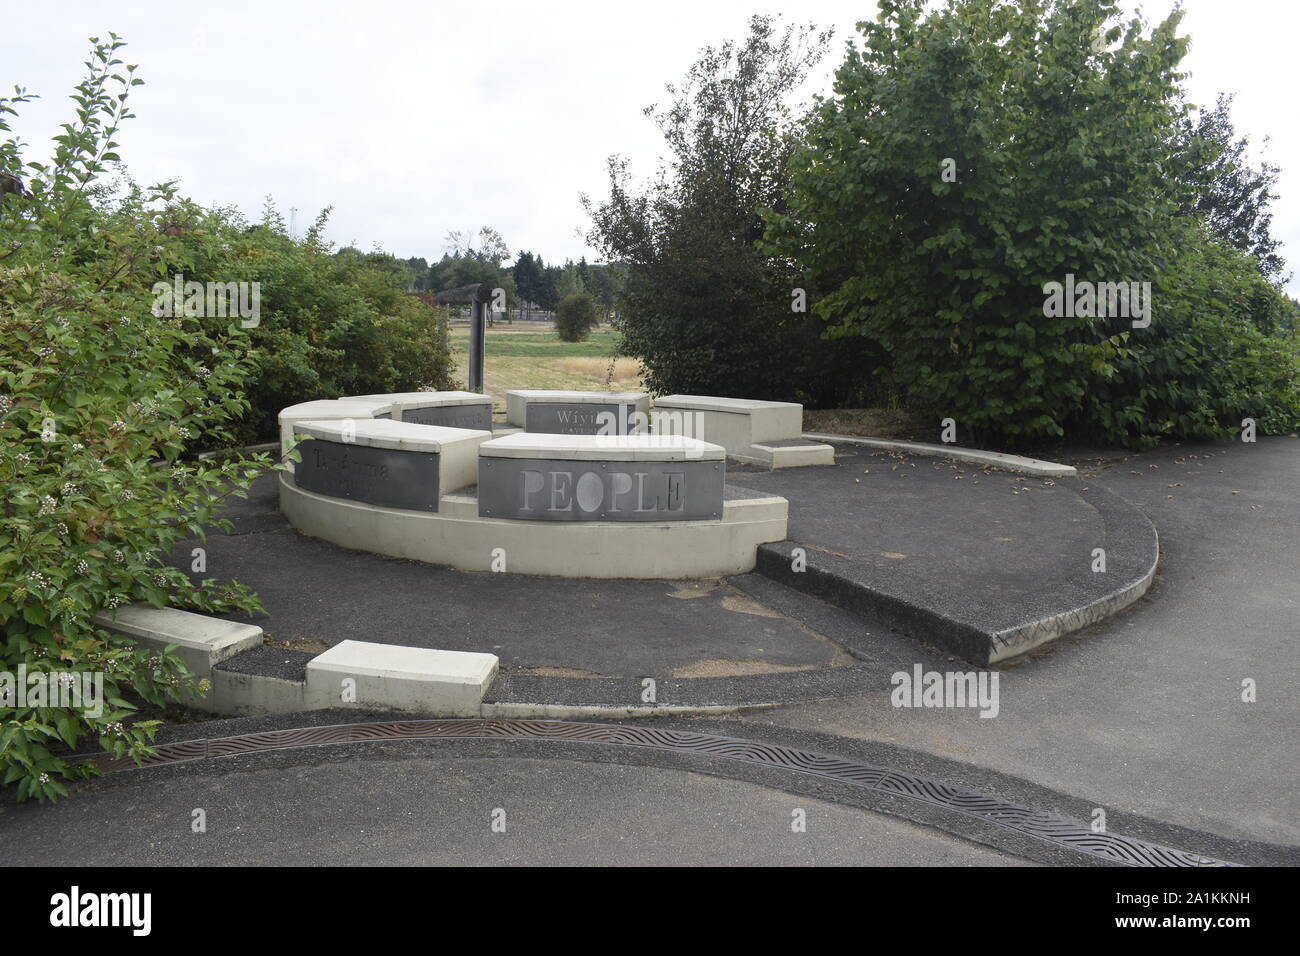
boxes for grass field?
[448,323,643,417]
[447,322,924,439]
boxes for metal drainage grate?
[84,718,1234,867]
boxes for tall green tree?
[586,15,857,405]
[1173,93,1287,282]
[766,0,1194,443]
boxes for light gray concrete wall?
[280,472,787,578]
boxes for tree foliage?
[766,0,1300,447]
[1173,93,1287,282]
[586,15,863,405]
[161,203,456,444]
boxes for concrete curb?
[756,479,1159,664]
[205,647,872,719]
[94,587,881,719]
[803,433,1077,477]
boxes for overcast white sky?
[3,1,1297,295]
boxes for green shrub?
[0,38,268,800]
[555,291,598,342]
[154,202,456,447]
[1078,222,1300,446]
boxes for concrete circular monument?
[277,391,789,578]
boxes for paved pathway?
[743,438,1299,845]
[7,438,1295,863]
[0,753,1026,866]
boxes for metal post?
[469,299,486,392]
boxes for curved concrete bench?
[292,418,490,511]
[653,394,833,469]
[477,433,725,522]
[506,389,650,435]
[347,390,493,431]
[281,472,786,578]
[276,394,789,578]
[278,398,395,463]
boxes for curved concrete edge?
[279,471,788,579]
[986,482,1159,661]
[803,433,1077,477]
[481,702,764,719]
[756,480,1159,665]
[483,664,867,713]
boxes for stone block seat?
[278,398,396,464]
[291,418,491,510]
[306,640,498,714]
[476,432,726,522]
[651,394,834,469]
[346,390,494,431]
[505,389,650,435]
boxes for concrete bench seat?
[506,389,650,435]
[347,390,494,431]
[278,398,394,460]
[306,640,498,714]
[292,418,491,511]
[93,605,263,679]
[652,394,833,469]
[477,432,725,521]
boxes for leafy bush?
[1078,222,1300,446]
[0,38,268,799]
[152,202,456,447]
[555,291,598,342]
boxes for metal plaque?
[403,403,492,431]
[295,438,440,511]
[478,457,724,522]
[525,402,635,435]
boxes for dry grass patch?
[553,356,643,384]
[803,407,930,440]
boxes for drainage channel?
[84,718,1235,867]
